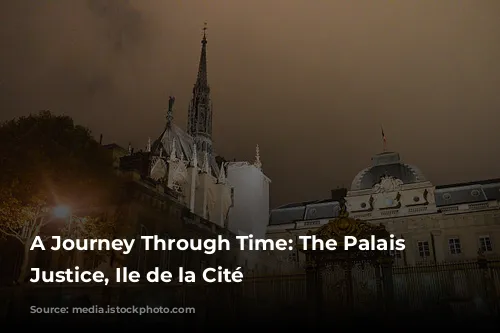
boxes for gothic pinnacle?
[191,143,198,168]
[170,139,177,161]
[254,144,262,169]
[167,96,175,126]
[218,161,226,184]
[203,151,211,174]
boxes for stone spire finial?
[128,142,132,155]
[169,139,177,161]
[167,96,175,126]
[218,161,226,184]
[196,23,208,89]
[146,137,151,152]
[254,144,262,169]
[191,143,198,168]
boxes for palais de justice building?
[267,151,500,266]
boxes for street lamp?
[52,205,79,237]
[52,205,71,219]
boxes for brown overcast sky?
[1,1,500,208]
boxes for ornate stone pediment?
[373,176,403,193]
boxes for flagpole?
[381,126,387,152]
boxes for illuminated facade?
[267,151,500,266]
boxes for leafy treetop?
[0,111,125,231]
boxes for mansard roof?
[269,199,340,226]
[435,178,500,207]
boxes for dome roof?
[350,152,426,191]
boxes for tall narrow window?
[417,241,430,258]
[448,238,461,254]
[479,236,493,252]
[389,250,402,259]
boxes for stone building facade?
[267,151,500,266]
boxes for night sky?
[1,1,500,208]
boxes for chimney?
[331,187,347,201]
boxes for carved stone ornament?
[373,176,403,193]
[423,188,435,204]
[299,207,391,265]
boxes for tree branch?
[28,217,37,238]
[0,227,25,244]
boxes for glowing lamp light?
[53,205,71,218]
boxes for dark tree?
[0,111,124,282]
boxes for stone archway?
[300,202,395,318]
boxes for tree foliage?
[0,111,125,240]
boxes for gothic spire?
[196,23,208,88]
[187,23,213,154]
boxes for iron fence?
[392,260,500,316]
[1,260,498,322]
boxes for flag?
[381,126,387,152]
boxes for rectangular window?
[448,238,461,254]
[479,236,493,252]
[389,250,402,258]
[417,241,430,258]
